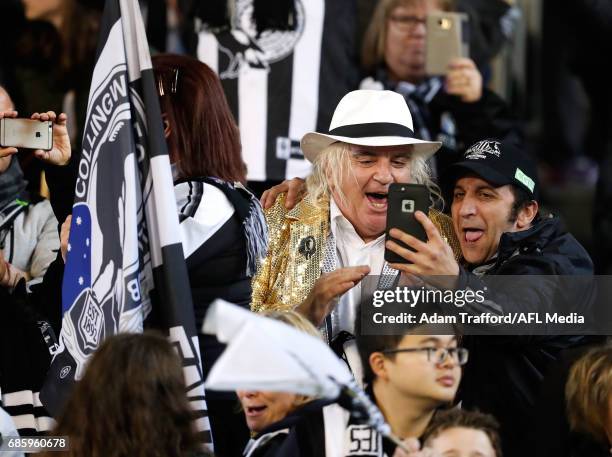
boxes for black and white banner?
[40,0,213,447]
[197,0,360,182]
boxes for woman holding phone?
[360,0,520,176]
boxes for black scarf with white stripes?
[176,176,268,277]
[206,178,268,276]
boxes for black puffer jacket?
[457,215,600,457]
[461,214,593,276]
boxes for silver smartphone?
[425,12,469,76]
[0,118,53,150]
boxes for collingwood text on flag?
[40,0,213,447]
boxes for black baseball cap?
[444,139,539,200]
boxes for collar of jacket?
[496,214,562,260]
[252,398,335,439]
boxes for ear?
[161,113,172,139]
[515,200,539,230]
[369,352,388,381]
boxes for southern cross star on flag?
[62,204,92,314]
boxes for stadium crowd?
[1,0,612,457]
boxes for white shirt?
[327,199,390,385]
[329,199,386,335]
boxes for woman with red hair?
[152,53,267,455]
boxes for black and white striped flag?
[40,0,213,447]
[196,0,360,182]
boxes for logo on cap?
[464,140,501,160]
[515,168,535,193]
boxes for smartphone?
[425,11,469,76]
[385,183,430,264]
[0,118,53,150]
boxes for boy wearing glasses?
[345,325,467,456]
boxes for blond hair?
[261,310,321,339]
[566,345,612,444]
[305,141,442,209]
[258,310,321,407]
[362,0,456,75]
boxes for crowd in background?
[1,0,612,457]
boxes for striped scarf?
[0,158,27,211]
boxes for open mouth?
[463,228,484,243]
[245,405,267,416]
[366,192,388,209]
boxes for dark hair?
[356,333,405,385]
[356,297,461,384]
[356,330,460,385]
[508,184,539,224]
[152,53,246,184]
[44,332,205,457]
[422,409,503,457]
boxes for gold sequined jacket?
[251,192,461,313]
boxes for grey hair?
[305,141,443,209]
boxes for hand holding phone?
[445,57,483,103]
[385,185,460,279]
[425,12,469,76]
[29,111,71,166]
[385,183,430,264]
[0,117,53,151]
[0,110,71,166]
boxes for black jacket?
[244,391,404,457]
[456,214,595,317]
[461,214,593,276]
[457,215,600,457]
[244,400,332,457]
[0,279,57,436]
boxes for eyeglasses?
[389,14,427,33]
[382,346,469,365]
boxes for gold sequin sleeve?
[429,208,463,261]
[251,193,329,314]
[251,198,462,313]
[251,193,291,313]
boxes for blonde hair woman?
[565,344,612,456]
[238,310,321,456]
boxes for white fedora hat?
[301,89,441,162]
